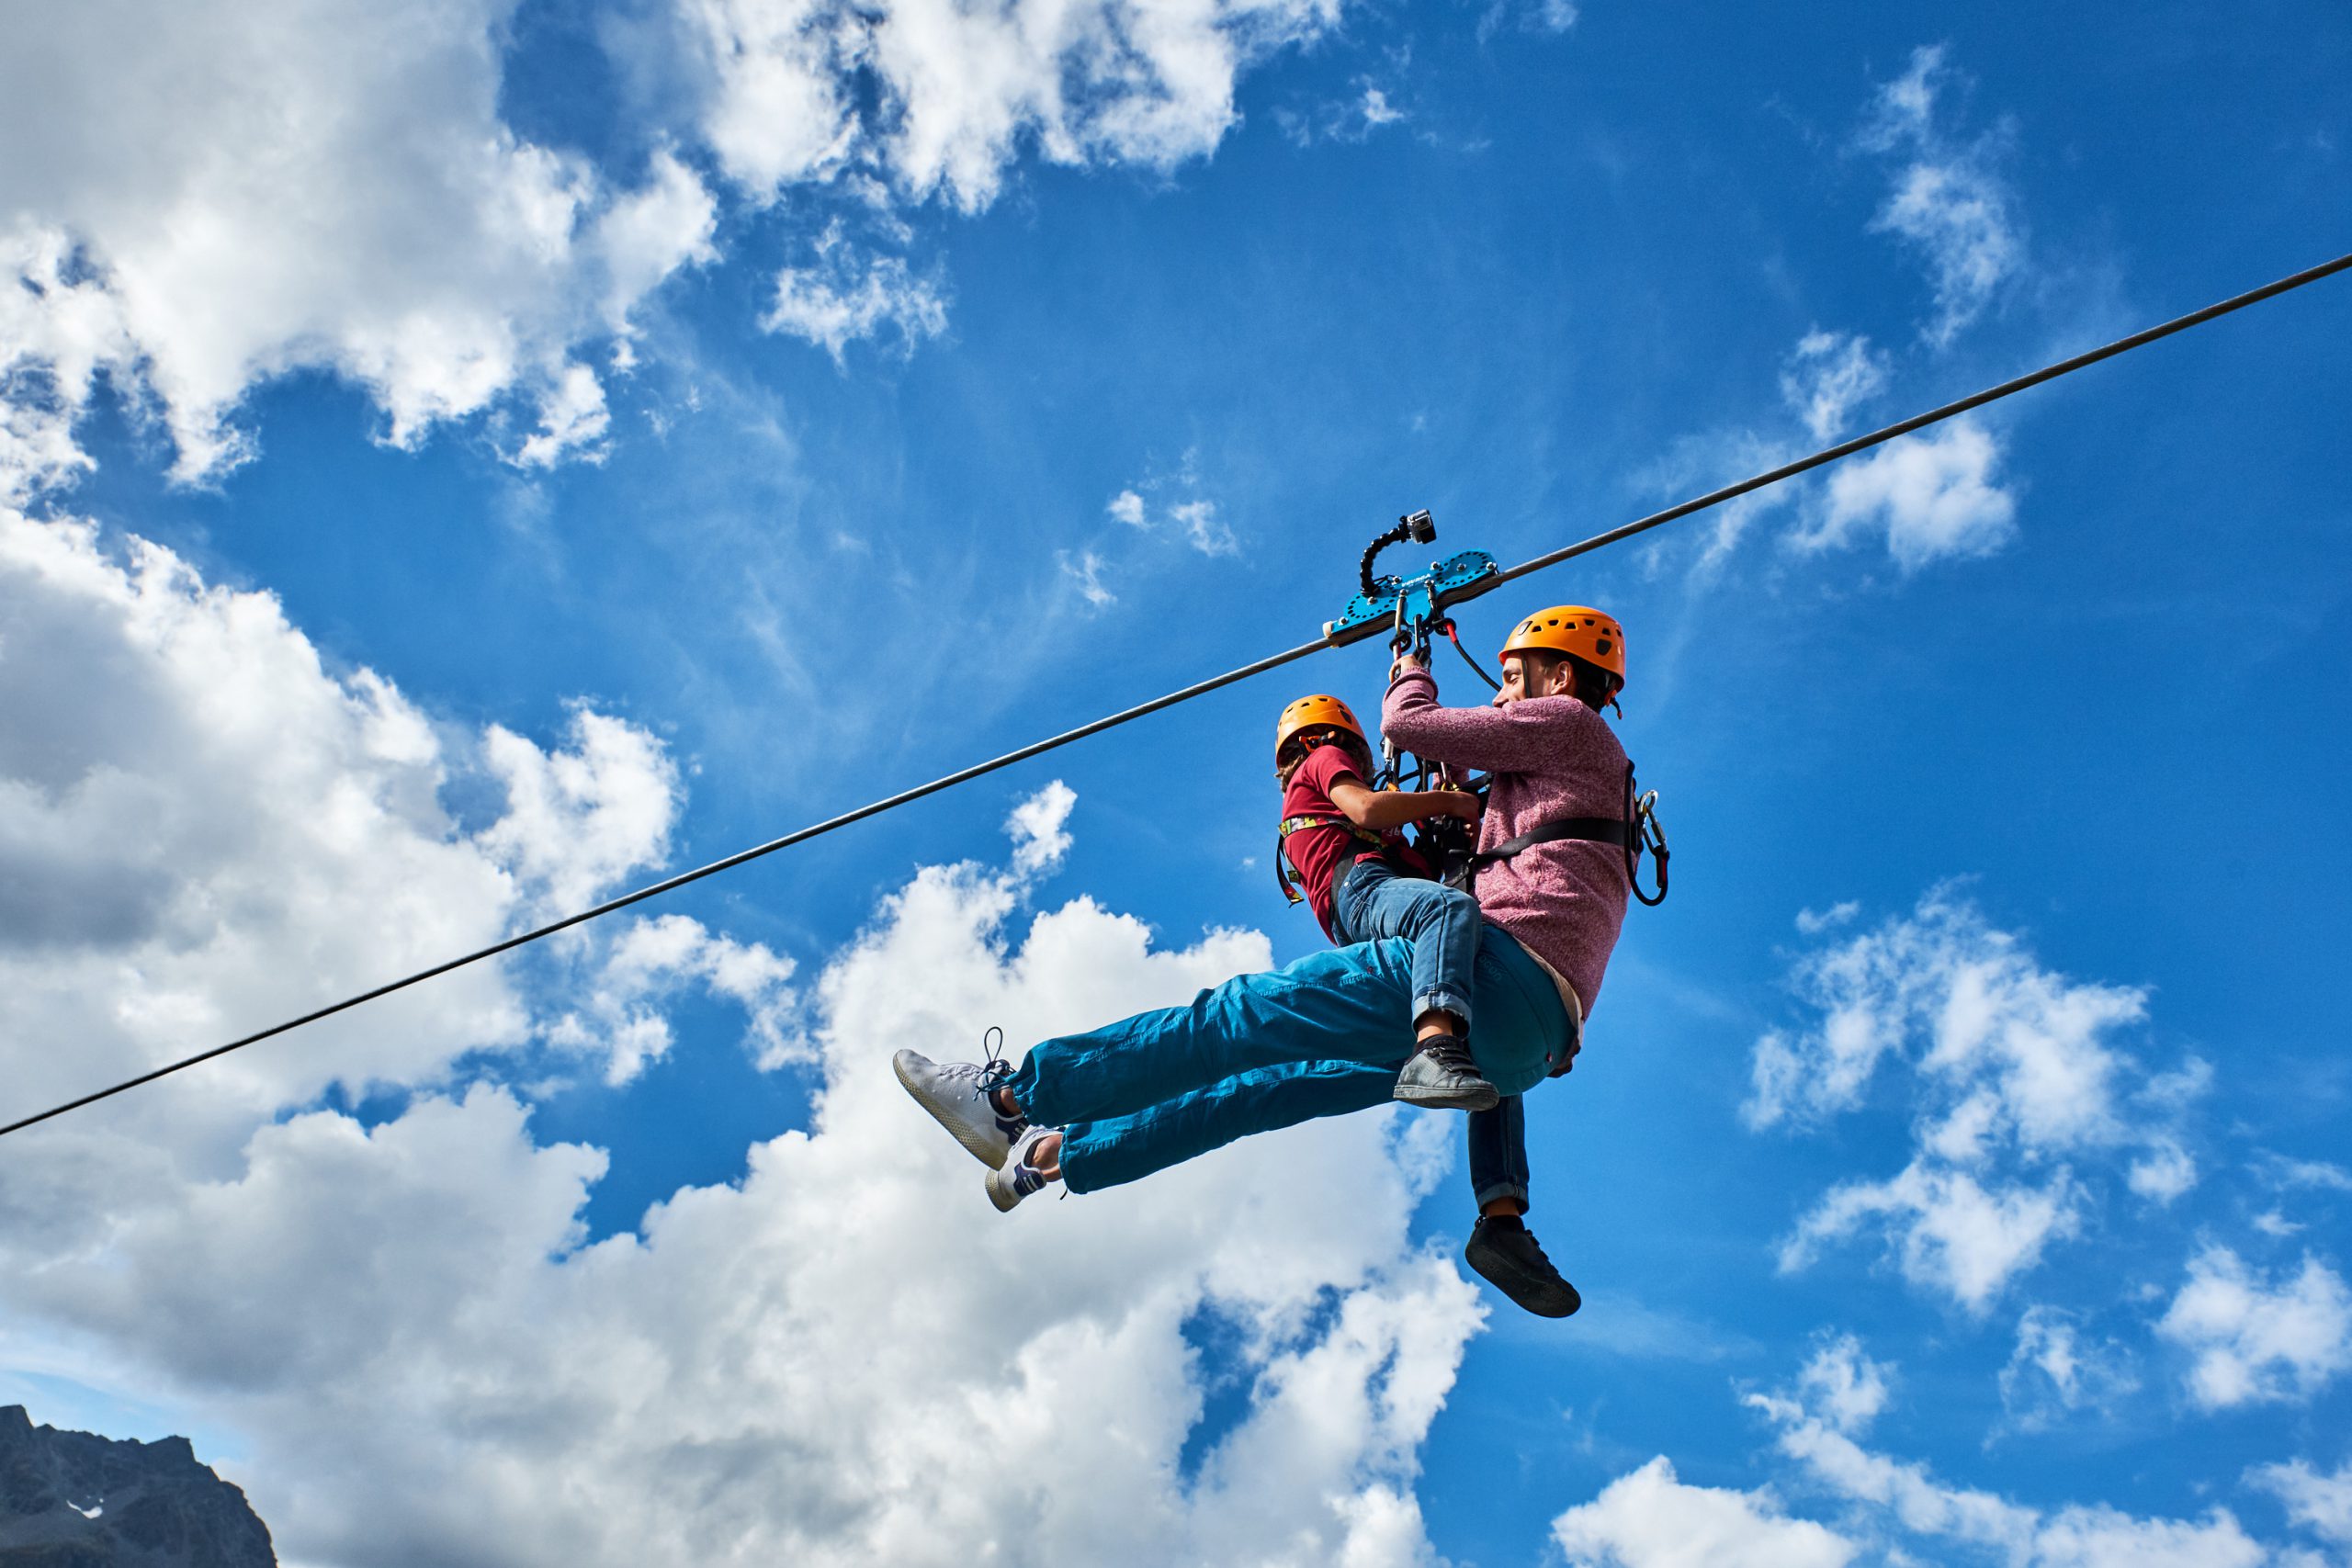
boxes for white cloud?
[0,514,1494,1564]
[2252,1457,2352,1551]
[1358,86,1406,130]
[1747,1352,2267,1568]
[1108,489,1148,526]
[2,770,1484,1567]
[1792,419,2018,572]
[547,913,801,1083]
[1006,780,1078,876]
[1781,1162,2078,1314]
[1059,547,1116,607]
[1795,1334,1894,1436]
[763,223,950,362]
[0,508,695,1153]
[1998,1305,2139,1433]
[513,361,614,468]
[684,0,1344,214]
[1551,1456,1858,1568]
[1751,888,2196,1312]
[1858,45,2027,347]
[1794,901,1860,936]
[1780,331,1889,444]
[478,709,682,919]
[0,0,719,488]
[2157,1247,2352,1410]
[1170,497,1239,557]
[2254,1153,2352,1193]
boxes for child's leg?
[1003,940,1420,1131]
[1329,861,1482,1038]
[1055,1059,1399,1193]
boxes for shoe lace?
[974,1026,1024,1132]
[1421,1033,1478,1075]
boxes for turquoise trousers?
[1004,928,1570,1194]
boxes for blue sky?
[2,0,2348,1563]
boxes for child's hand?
[1435,790,1482,823]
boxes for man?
[893,606,1634,1318]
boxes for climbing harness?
[1325,513,1672,909]
[7,251,2346,1143]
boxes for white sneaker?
[893,1049,1026,1168]
[986,1125,1060,1213]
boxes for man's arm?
[1381,664,1584,773]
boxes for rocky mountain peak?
[0,1404,275,1566]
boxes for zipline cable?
[5,249,2346,1143]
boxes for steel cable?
[5,249,2346,1141]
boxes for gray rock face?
[0,1404,275,1567]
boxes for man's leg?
[1463,1096,1579,1317]
[1055,1059,1399,1194]
[1001,940,1419,1131]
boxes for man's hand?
[1388,650,1426,683]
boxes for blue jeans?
[1006,930,1571,1195]
[1330,862,1535,1213]
[1330,858,1481,1032]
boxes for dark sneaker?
[1464,1217,1581,1317]
[893,1049,1026,1168]
[1393,1034,1499,1112]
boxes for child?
[1275,694,1580,1318]
[1271,694,1492,1109]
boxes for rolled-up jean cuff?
[1414,990,1473,1030]
[1475,1179,1530,1213]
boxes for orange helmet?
[1275,694,1366,761]
[1499,605,1625,694]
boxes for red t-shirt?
[1281,745,1419,941]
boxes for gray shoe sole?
[1392,1077,1500,1112]
[892,1050,1012,1168]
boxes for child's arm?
[1328,775,1480,832]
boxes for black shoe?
[1393,1034,1499,1112]
[1464,1217,1581,1317]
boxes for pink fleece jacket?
[1381,668,1631,1014]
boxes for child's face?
[1493,653,1571,708]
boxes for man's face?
[1492,652,1563,708]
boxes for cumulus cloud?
[1107,489,1148,526]
[1858,45,2027,347]
[1007,779,1079,876]
[0,514,1494,1564]
[2252,1457,2352,1552]
[684,0,1344,214]
[1552,1456,1858,1568]
[1750,888,2199,1312]
[3,0,1344,493]
[1795,1334,1894,1436]
[0,508,682,1151]
[2,781,1485,1568]
[1791,419,2018,572]
[2157,1247,2352,1410]
[547,913,801,1083]
[0,0,720,488]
